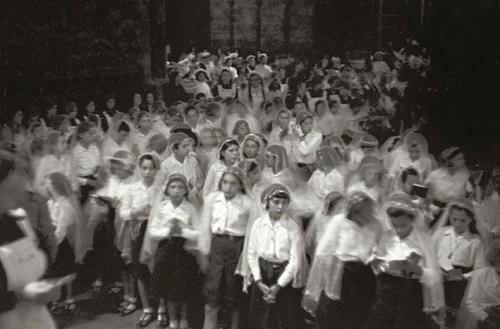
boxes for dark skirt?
[130,220,150,281]
[203,234,244,309]
[151,237,199,302]
[48,238,76,278]
[249,258,302,329]
[92,213,124,282]
[316,261,376,329]
[366,273,438,329]
[444,266,472,310]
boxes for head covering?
[317,147,342,169]
[200,50,211,58]
[194,69,211,81]
[138,152,160,170]
[405,132,429,154]
[107,150,135,173]
[258,53,268,61]
[297,111,313,125]
[217,137,239,160]
[346,190,373,210]
[359,155,384,171]
[164,173,189,196]
[265,144,290,172]
[169,132,190,148]
[218,166,247,194]
[241,133,263,159]
[232,119,250,136]
[171,123,199,147]
[385,192,419,216]
[440,146,462,164]
[360,134,379,147]
[260,183,291,205]
[246,55,256,62]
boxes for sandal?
[137,311,155,328]
[64,300,76,315]
[121,301,137,316]
[157,311,168,328]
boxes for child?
[241,133,264,167]
[145,174,200,329]
[367,193,444,329]
[73,121,101,203]
[199,167,257,329]
[303,191,383,329]
[308,147,345,201]
[119,153,162,326]
[202,137,240,198]
[247,184,306,329]
[46,172,89,314]
[433,199,486,314]
[291,111,322,176]
[262,144,295,188]
[134,112,156,154]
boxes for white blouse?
[119,181,162,221]
[34,154,79,194]
[47,198,78,245]
[308,168,345,201]
[73,143,101,184]
[247,214,301,287]
[464,267,500,322]
[292,130,323,164]
[202,160,229,198]
[161,153,203,190]
[147,199,198,241]
[434,227,486,276]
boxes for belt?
[213,233,244,241]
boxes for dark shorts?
[203,234,244,309]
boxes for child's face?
[177,139,193,157]
[243,140,259,159]
[221,173,240,198]
[221,71,232,83]
[167,181,186,201]
[133,93,142,106]
[451,153,465,169]
[139,159,157,183]
[316,102,327,117]
[363,168,379,186]
[79,127,98,144]
[166,113,183,126]
[278,112,290,129]
[390,215,414,239]
[449,208,472,235]
[117,130,129,144]
[201,131,216,148]
[146,93,154,104]
[86,102,95,113]
[268,197,290,219]
[248,168,261,184]
[264,152,276,168]
[186,109,199,126]
[237,123,250,137]
[139,115,152,130]
[57,136,67,153]
[223,145,239,164]
[106,98,116,109]
[13,111,23,125]
[301,118,313,134]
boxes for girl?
[239,160,266,210]
[101,120,133,159]
[232,120,250,144]
[247,184,307,329]
[261,144,295,188]
[241,134,263,166]
[269,109,294,156]
[433,199,486,314]
[134,112,156,154]
[313,99,337,137]
[145,174,200,329]
[194,69,213,98]
[367,193,444,329]
[457,239,500,329]
[304,191,344,255]
[46,172,89,314]
[239,72,266,117]
[119,153,162,326]
[302,191,383,329]
[291,111,323,176]
[197,127,218,175]
[212,68,238,99]
[73,121,102,203]
[308,147,345,201]
[34,132,79,196]
[224,100,260,136]
[199,167,257,329]
[347,155,385,203]
[258,100,276,134]
[203,138,240,198]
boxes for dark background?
[1,0,499,164]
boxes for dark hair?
[167,106,181,117]
[448,205,479,234]
[137,111,150,122]
[195,93,206,100]
[138,154,158,169]
[219,140,239,160]
[117,121,130,133]
[184,105,198,116]
[401,167,419,183]
[64,102,77,114]
[52,114,68,129]
[387,207,415,220]
[164,176,189,198]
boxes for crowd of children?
[0,42,499,329]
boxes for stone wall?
[210,0,314,54]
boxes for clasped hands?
[257,280,281,304]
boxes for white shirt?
[119,181,162,221]
[134,129,156,154]
[347,181,380,202]
[202,160,229,198]
[434,227,486,275]
[101,136,132,159]
[47,197,77,245]
[34,154,79,194]
[247,214,301,287]
[292,130,323,164]
[313,111,338,136]
[161,153,203,190]
[308,168,345,201]
[147,199,198,241]
[464,267,500,322]
[73,143,101,184]
[195,81,213,98]
[388,152,433,179]
[426,168,472,203]
[96,175,136,203]
[255,64,272,80]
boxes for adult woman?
[199,167,257,329]
[302,191,383,329]
[119,153,162,327]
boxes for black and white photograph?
[0,1,499,328]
